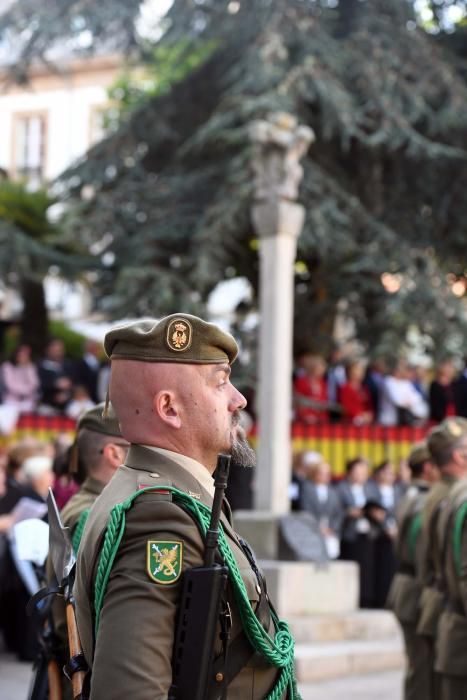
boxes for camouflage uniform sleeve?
[89,492,204,700]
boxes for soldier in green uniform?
[416,418,467,699]
[434,465,467,698]
[48,404,128,699]
[59,403,128,549]
[387,441,439,700]
[73,314,299,700]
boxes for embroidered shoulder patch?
[147,540,183,584]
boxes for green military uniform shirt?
[74,445,284,700]
[417,474,458,639]
[434,479,467,687]
[61,476,105,535]
[386,481,431,700]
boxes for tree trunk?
[20,276,48,357]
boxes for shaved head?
[109,358,249,471]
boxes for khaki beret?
[77,402,122,438]
[428,417,467,465]
[408,441,431,469]
[104,313,238,365]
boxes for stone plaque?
[278,512,328,563]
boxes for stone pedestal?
[253,200,305,514]
[261,560,359,617]
[250,113,314,515]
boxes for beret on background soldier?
[427,417,467,466]
[77,402,121,437]
[70,402,122,484]
[408,441,431,469]
[104,313,238,365]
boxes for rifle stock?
[170,454,231,700]
[47,658,63,700]
[66,601,87,699]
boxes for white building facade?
[0,54,121,184]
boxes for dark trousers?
[340,534,375,608]
[402,624,431,700]
[440,676,467,700]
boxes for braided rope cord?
[93,486,301,700]
[407,511,422,564]
[72,508,90,553]
[453,501,467,577]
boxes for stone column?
[250,113,314,513]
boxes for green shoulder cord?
[408,511,423,564]
[72,508,90,553]
[93,486,301,700]
[453,502,467,577]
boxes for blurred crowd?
[0,338,109,422]
[293,350,467,427]
[0,433,77,660]
[290,450,410,608]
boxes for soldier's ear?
[153,391,182,429]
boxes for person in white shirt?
[378,359,428,426]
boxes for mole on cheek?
[135,409,140,415]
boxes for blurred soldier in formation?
[387,441,439,700]
[416,418,467,699]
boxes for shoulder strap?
[407,511,423,565]
[453,501,467,577]
[72,508,90,553]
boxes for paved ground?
[0,651,403,700]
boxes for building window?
[89,104,118,146]
[12,112,47,184]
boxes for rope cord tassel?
[92,486,301,699]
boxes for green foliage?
[3,0,467,365]
[106,39,217,129]
[0,180,56,240]
[48,320,87,358]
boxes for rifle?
[47,489,88,700]
[169,453,231,700]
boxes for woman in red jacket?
[339,360,373,425]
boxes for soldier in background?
[434,470,467,698]
[43,403,128,700]
[387,441,439,700]
[59,402,128,547]
[416,418,467,699]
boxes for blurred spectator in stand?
[52,433,79,509]
[97,361,111,402]
[395,457,411,494]
[369,460,405,513]
[0,454,52,661]
[410,363,430,403]
[454,356,467,417]
[301,457,343,558]
[0,439,51,514]
[21,455,54,503]
[37,338,74,414]
[429,359,457,423]
[327,345,347,422]
[337,457,375,607]
[368,460,400,606]
[293,353,329,423]
[73,340,102,403]
[0,344,40,412]
[290,450,322,511]
[378,359,428,427]
[364,357,387,419]
[65,385,95,420]
[339,360,374,425]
